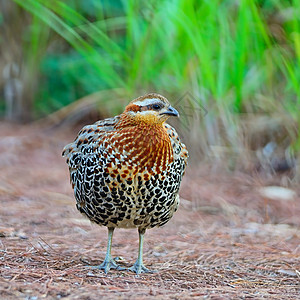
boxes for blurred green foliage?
[2,0,300,167]
[5,0,300,115]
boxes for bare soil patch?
[0,122,299,299]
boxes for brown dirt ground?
[0,122,299,300]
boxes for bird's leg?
[128,228,155,274]
[92,227,125,273]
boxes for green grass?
[8,0,300,166]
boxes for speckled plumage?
[62,93,188,274]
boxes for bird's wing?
[62,115,121,205]
[62,115,121,158]
[163,123,188,163]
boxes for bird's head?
[123,93,179,125]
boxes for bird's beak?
[160,106,179,117]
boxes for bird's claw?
[87,257,126,274]
[128,262,156,275]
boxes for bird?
[62,93,188,274]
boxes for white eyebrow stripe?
[133,98,161,106]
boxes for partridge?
[62,93,188,274]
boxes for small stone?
[258,186,296,201]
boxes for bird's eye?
[152,104,161,110]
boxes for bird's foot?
[128,262,157,275]
[88,257,126,274]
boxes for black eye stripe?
[145,103,163,110]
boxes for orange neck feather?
[112,113,173,174]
